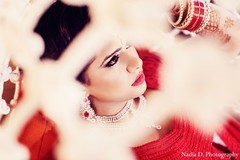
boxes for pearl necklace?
[95,99,134,123]
[97,96,162,130]
[80,95,161,130]
[80,98,134,123]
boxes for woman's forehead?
[98,35,125,56]
[88,36,123,67]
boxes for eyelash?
[104,45,131,68]
[105,55,119,67]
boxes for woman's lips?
[132,72,145,86]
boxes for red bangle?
[188,0,205,31]
[170,0,210,33]
[184,0,204,31]
[184,0,200,30]
[194,0,211,33]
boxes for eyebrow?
[99,47,121,67]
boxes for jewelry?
[169,0,211,33]
[176,0,195,29]
[186,0,203,31]
[79,92,96,122]
[79,92,134,123]
[95,100,133,123]
[80,94,162,130]
[169,0,185,26]
[189,0,205,31]
[194,0,211,33]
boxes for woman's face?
[85,37,147,102]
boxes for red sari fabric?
[18,49,240,160]
[18,112,57,160]
[137,48,161,90]
[133,117,240,160]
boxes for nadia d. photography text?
[181,151,238,159]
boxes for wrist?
[169,0,211,33]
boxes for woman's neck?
[90,98,130,116]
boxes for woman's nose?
[126,52,143,73]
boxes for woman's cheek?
[101,75,119,86]
[103,74,126,88]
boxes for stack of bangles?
[169,0,211,33]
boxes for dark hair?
[34,1,91,83]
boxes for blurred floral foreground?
[0,0,240,159]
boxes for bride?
[18,1,240,160]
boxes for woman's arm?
[199,3,240,50]
[170,0,240,53]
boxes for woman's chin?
[132,81,147,98]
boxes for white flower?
[0,99,10,115]
[0,66,12,82]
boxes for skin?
[82,36,174,146]
[84,37,147,116]
[80,1,240,146]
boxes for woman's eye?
[105,55,119,67]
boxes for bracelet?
[194,0,211,33]
[169,0,185,26]
[169,0,211,33]
[176,0,195,29]
[186,0,205,31]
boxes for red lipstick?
[132,72,145,86]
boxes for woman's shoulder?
[132,116,216,160]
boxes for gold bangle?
[169,0,185,26]
[176,0,195,29]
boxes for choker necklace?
[95,99,134,123]
[80,95,161,130]
[80,97,134,123]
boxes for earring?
[79,91,96,123]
